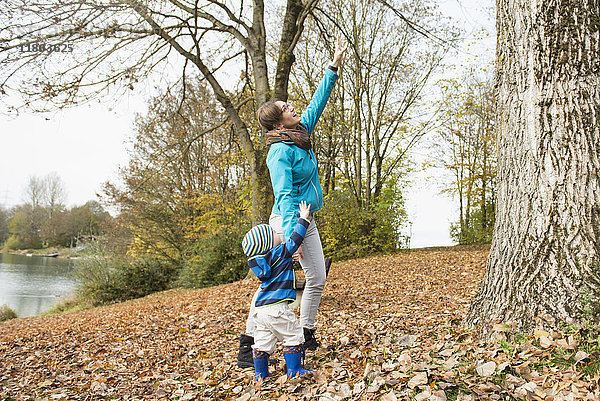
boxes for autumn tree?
[39,200,111,247]
[464,0,600,335]
[23,176,45,210]
[7,204,41,248]
[37,172,68,243]
[0,206,9,245]
[103,80,247,262]
[0,0,328,224]
[14,176,50,247]
[67,201,111,244]
[435,74,496,244]
[43,172,67,219]
[40,209,70,247]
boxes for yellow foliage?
[182,193,246,241]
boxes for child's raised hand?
[299,201,311,220]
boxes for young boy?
[241,201,312,380]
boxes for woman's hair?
[257,100,282,131]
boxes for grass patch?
[581,356,600,376]
[43,296,92,315]
[497,339,515,356]
[444,384,474,401]
[0,304,17,322]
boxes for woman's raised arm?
[300,36,347,134]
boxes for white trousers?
[246,213,326,335]
[252,302,304,354]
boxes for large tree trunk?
[465,0,600,335]
[249,149,272,224]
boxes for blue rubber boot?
[283,349,312,378]
[253,351,270,380]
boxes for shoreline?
[0,248,78,259]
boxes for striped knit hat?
[242,224,274,257]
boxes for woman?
[238,36,347,368]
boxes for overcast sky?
[0,0,494,249]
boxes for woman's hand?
[331,35,347,68]
[293,244,304,261]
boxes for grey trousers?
[245,213,327,335]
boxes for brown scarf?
[266,124,312,151]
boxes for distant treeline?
[0,173,111,250]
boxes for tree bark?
[273,0,317,101]
[273,0,302,101]
[465,0,600,335]
[249,0,270,106]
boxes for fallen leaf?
[275,374,288,386]
[443,357,459,370]
[574,351,589,363]
[353,380,365,395]
[493,323,511,332]
[2,247,596,401]
[476,361,496,377]
[415,388,432,401]
[407,372,428,388]
[236,393,251,401]
[515,381,538,398]
[381,390,398,401]
[539,335,553,348]
[430,390,447,401]
[397,334,417,347]
[338,383,352,398]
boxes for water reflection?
[0,253,77,317]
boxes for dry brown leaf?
[381,389,398,401]
[407,371,428,388]
[476,361,496,377]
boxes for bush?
[449,206,495,244]
[75,248,179,306]
[0,304,17,322]
[178,222,250,288]
[4,235,22,250]
[318,187,406,260]
[43,296,89,315]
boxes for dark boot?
[303,327,320,351]
[237,334,254,368]
[325,257,332,277]
[238,334,278,368]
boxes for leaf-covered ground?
[1,245,598,400]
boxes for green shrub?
[43,296,89,315]
[4,235,22,250]
[449,206,495,244]
[178,222,250,288]
[318,186,406,260]
[75,249,179,306]
[0,304,17,322]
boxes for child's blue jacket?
[248,218,309,308]
[267,68,339,239]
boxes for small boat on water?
[44,253,59,258]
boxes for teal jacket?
[267,68,339,239]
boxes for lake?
[0,253,77,317]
